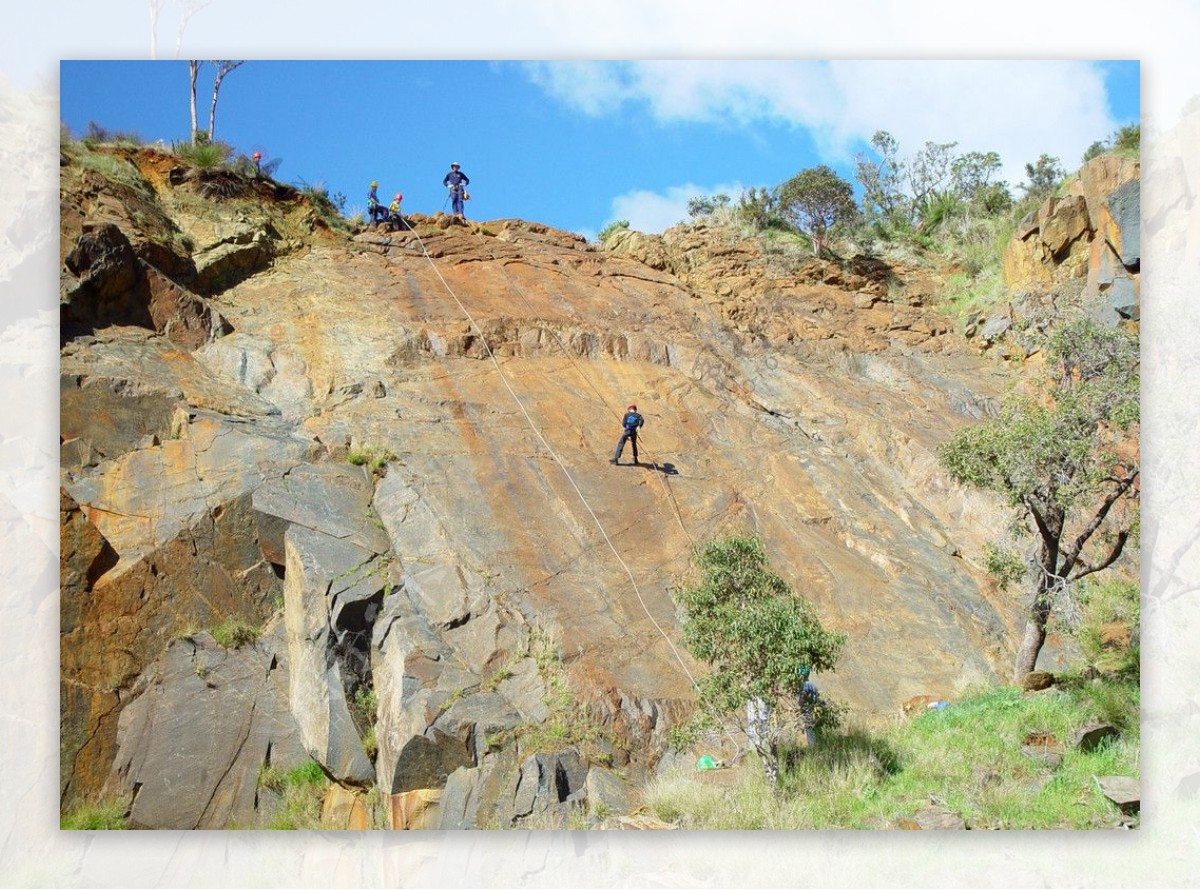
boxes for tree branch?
[1069,530,1130,582]
[1060,469,1138,575]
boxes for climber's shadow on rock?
[648,461,679,476]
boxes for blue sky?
[60,60,1139,240]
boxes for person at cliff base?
[799,665,822,747]
[611,404,644,466]
[443,162,470,218]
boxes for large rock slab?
[283,525,381,785]
[192,223,279,294]
[60,327,280,420]
[1107,179,1140,268]
[253,461,389,559]
[60,374,178,467]
[60,491,283,806]
[110,625,308,829]
[63,411,314,558]
[60,223,227,347]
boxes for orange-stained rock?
[323,784,374,829]
[387,789,442,829]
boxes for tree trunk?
[761,747,779,786]
[1012,616,1047,682]
[1012,587,1053,682]
[188,61,200,143]
[208,85,218,143]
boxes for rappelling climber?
[387,193,407,231]
[442,162,470,219]
[610,404,644,466]
[367,180,388,225]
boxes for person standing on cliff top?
[388,193,406,231]
[367,180,388,225]
[610,404,644,466]
[442,162,470,218]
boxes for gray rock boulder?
[1110,276,1139,321]
[502,749,589,825]
[585,766,634,816]
[1097,776,1140,814]
[436,766,484,829]
[898,806,967,830]
[111,625,308,829]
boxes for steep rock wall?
[60,150,1024,823]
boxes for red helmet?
[394,193,402,201]
[253,151,262,159]
[628,404,637,410]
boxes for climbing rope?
[482,246,695,550]
[400,223,698,687]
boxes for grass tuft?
[211,616,261,649]
[60,797,128,830]
[347,444,396,471]
[259,760,329,829]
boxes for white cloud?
[608,181,745,234]
[524,60,1120,188]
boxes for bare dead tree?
[188,60,203,142]
[207,61,245,143]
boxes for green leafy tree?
[736,186,783,231]
[776,166,858,257]
[1111,123,1140,154]
[674,536,845,784]
[939,318,1139,681]
[855,130,904,222]
[687,193,731,219]
[1082,140,1107,164]
[1020,153,1066,200]
[906,140,959,222]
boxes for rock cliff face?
[61,148,1024,827]
[1002,154,1140,322]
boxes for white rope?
[485,250,695,550]
[402,223,697,686]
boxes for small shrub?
[347,443,395,471]
[598,219,630,242]
[211,616,260,649]
[1070,577,1140,678]
[174,139,233,170]
[983,543,1026,591]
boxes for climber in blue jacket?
[611,404,644,466]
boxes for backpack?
[623,412,642,432]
